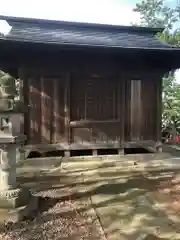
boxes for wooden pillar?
[40,77,46,143]
[50,79,54,144]
[156,77,163,144]
[52,79,59,143]
[18,69,24,134]
[120,77,125,144]
[18,68,30,144]
[130,79,141,141]
[64,73,71,145]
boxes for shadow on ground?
[11,147,180,239]
[0,173,96,240]
[59,153,180,240]
[17,169,180,238]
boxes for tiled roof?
[0,16,174,50]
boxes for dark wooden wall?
[19,62,163,149]
[21,70,66,145]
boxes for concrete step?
[61,153,179,171]
[61,163,180,180]
[19,156,62,167]
[16,157,62,175]
[65,153,172,161]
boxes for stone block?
[0,194,38,223]
[0,187,32,209]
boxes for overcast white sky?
[0,0,179,80]
[0,0,141,25]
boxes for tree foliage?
[157,31,180,50]
[133,0,180,29]
[162,72,180,130]
[133,0,180,135]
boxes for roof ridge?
[0,15,164,34]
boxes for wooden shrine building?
[0,16,180,156]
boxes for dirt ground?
[0,160,105,240]
[0,190,105,240]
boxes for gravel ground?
[0,189,105,240]
[157,174,180,213]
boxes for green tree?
[162,72,180,136]
[133,0,180,138]
[157,29,180,47]
[133,0,179,29]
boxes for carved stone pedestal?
[0,138,38,223]
[0,188,38,223]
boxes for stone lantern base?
[0,136,38,223]
[0,187,38,223]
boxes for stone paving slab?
[60,152,180,240]
[90,182,180,240]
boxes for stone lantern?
[0,72,37,223]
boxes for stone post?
[0,144,17,191]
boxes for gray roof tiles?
[0,16,174,50]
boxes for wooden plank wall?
[130,79,141,141]
[20,67,162,146]
[125,76,162,142]
[22,69,66,144]
[141,77,162,142]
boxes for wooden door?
[70,72,123,147]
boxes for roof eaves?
[0,36,179,52]
[0,15,164,34]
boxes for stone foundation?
[0,187,38,223]
[0,138,38,223]
[0,194,38,223]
